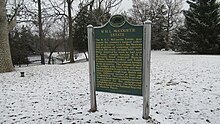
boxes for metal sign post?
[143,20,152,119]
[87,25,97,112]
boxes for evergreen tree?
[172,25,193,52]
[73,5,89,60]
[73,4,111,61]
[150,2,167,50]
[182,0,220,54]
[9,26,37,66]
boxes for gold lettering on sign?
[96,34,143,92]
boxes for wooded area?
[0,0,220,73]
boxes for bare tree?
[0,0,24,73]
[66,0,75,63]
[129,0,168,49]
[46,0,122,63]
[129,0,149,24]
[129,0,182,49]
[0,0,14,73]
[91,0,122,25]
[37,0,45,64]
[46,37,63,64]
[49,0,82,63]
[15,0,60,62]
[164,0,183,48]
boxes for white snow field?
[0,51,220,124]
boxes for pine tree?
[150,2,167,50]
[9,27,36,66]
[73,5,89,60]
[183,0,220,54]
[73,5,111,60]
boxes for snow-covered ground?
[0,51,220,124]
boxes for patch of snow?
[0,51,220,123]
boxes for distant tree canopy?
[9,26,37,65]
[128,0,165,50]
[174,0,220,54]
[73,4,111,60]
[73,5,89,60]
[89,7,111,26]
[127,0,182,50]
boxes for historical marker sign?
[88,15,152,118]
[94,15,143,96]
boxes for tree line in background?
[5,0,115,67]
[127,0,220,54]
[0,0,220,73]
[174,0,220,54]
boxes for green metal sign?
[94,15,143,96]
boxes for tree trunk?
[67,0,75,63]
[48,42,62,64]
[48,52,53,64]
[38,0,45,64]
[84,52,88,61]
[0,0,14,73]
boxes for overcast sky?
[119,0,189,12]
[119,0,220,12]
